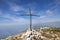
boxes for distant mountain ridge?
[33,21,60,29]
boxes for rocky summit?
[2,27,60,40]
[21,29,42,40]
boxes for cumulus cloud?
[0,10,29,25]
[2,0,26,12]
[10,5,25,12]
[40,16,46,18]
[47,0,60,11]
[8,3,25,12]
[46,10,53,16]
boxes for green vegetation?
[41,27,60,32]
[36,27,60,38]
[49,27,60,32]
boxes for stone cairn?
[21,29,48,40]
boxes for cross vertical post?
[29,8,32,31]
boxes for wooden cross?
[20,8,40,31]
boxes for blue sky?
[0,0,60,26]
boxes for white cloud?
[40,16,46,18]
[7,1,38,12]
[4,1,27,12]
[10,5,25,11]
[46,10,53,16]
[47,0,60,11]
[0,11,29,25]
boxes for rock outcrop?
[3,27,60,40]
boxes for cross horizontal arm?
[32,14,40,17]
[20,14,40,17]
